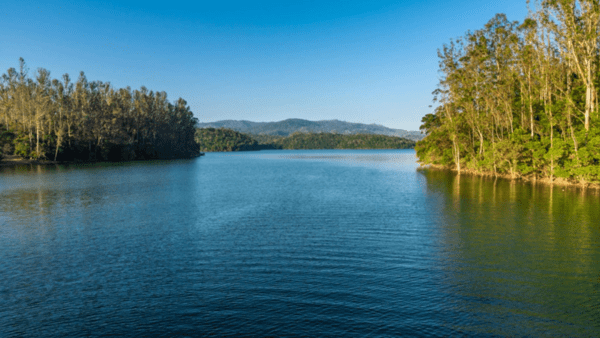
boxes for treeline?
[416,1,600,183]
[0,59,199,162]
[195,128,415,151]
[195,128,266,151]
[250,133,286,146]
[271,132,415,149]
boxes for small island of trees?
[0,59,200,163]
[417,0,600,185]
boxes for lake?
[0,149,598,337]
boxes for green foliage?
[14,141,30,158]
[197,119,424,141]
[195,129,416,152]
[0,60,200,162]
[249,133,285,146]
[416,6,600,184]
[419,113,441,135]
[0,129,15,159]
[195,128,261,152]
[270,132,415,150]
[415,127,452,165]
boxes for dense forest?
[416,0,600,184]
[197,118,424,141]
[271,132,415,149]
[195,128,415,151]
[195,128,267,151]
[250,133,286,146]
[0,59,200,162]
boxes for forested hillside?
[272,132,415,150]
[195,128,415,151]
[0,59,200,162]
[417,1,600,184]
[195,128,265,151]
[197,118,424,141]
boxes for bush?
[14,141,30,158]
[2,143,13,155]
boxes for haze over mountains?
[196,119,424,141]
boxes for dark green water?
[0,150,598,337]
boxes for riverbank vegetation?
[195,128,415,151]
[0,59,200,162]
[416,0,600,185]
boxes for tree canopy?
[195,128,263,152]
[416,0,600,184]
[0,59,200,162]
[196,128,415,151]
[271,132,415,150]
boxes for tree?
[535,0,600,131]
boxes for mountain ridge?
[196,119,424,141]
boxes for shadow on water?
[419,168,600,336]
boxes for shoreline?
[0,153,205,167]
[0,155,65,167]
[201,147,415,152]
[418,163,600,190]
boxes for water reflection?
[420,168,600,336]
[1,153,598,336]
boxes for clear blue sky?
[1,0,529,130]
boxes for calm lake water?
[1,149,598,337]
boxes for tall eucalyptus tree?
[0,59,200,161]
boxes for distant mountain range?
[196,119,424,141]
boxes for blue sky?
[1,0,529,130]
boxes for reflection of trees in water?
[419,169,600,336]
[0,164,122,246]
[0,160,188,249]
[0,184,111,231]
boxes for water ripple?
[0,150,598,337]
